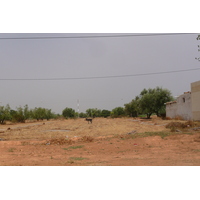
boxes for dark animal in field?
[85,118,92,124]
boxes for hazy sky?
[0,33,199,114]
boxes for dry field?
[0,116,200,166]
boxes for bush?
[79,112,87,118]
[86,108,101,117]
[13,106,27,123]
[101,110,111,118]
[111,107,125,118]
[29,107,55,121]
[0,105,11,124]
[165,122,187,129]
[62,107,76,119]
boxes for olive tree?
[139,87,174,118]
[11,105,30,123]
[101,109,111,118]
[86,108,101,117]
[62,107,76,119]
[111,107,125,118]
[31,107,44,120]
[124,96,140,117]
[0,104,11,124]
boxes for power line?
[0,33,197,40]
[0,68,200,81]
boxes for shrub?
[79,136,94,142]
[111,107,125,118]
[62,107,76,119]
[165,122,187,129]
[101,110,111,118]
[0,105,11,124]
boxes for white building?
[166,80,200,121]
[191,80,200,121]
[166,92,192,120]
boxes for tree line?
[62,86,174,119]
[0,104,58,124]
[0,86,174,124]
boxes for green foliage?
[0,103,59,123]
[31,107,46,120]
[69,157,87,161]
[8,148,16,152]
[63,145,84,150]
[139,87,174,118]
[29,107,55,121]
[23,104,30,120]
[120,131,175,140]
[101,109,111,118]
[111,107,125,118]
[44,109,54,120]
[11,105,31,123]
[12,107,26,123]
[79,112,87,118]
[124,97,140,117]
[86,108,101,117]
[62,107,76,119]
[139,90,155,118]
[0,104,11,124]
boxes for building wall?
[166,92,192,120]
[191,80,200,121]
[166,102,177,119]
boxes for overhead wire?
[0,33,197,40]
[0,68,200,81]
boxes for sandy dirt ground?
[0,117,200,166]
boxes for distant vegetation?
[62,107,76,119]
[60,87,173,119]
[0,86,174,124]
[0,104,58,124]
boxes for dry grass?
[45,138,75,145]
[79,136,94,142]
[165,120,200,132]
[1,116,196,142]
[8,147,16,152]
[166,122,188,129]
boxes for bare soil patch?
[0,117,200,166]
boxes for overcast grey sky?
[0,33,199,114]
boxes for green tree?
[111,107,125,118]
[23,104,30,120]
[101,109,111,118]
[0,104,11,124]
[31,107,46,121]
[62,107,76,119]
[124,96,140,117]
[139,87,174,118]
[12,105,30,123]
[86,108,101,117]
[14,106,26,122]
[79,112,87,118]
[139,91,155,119]
[44,109,54,120]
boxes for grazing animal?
[85,118,92,124]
